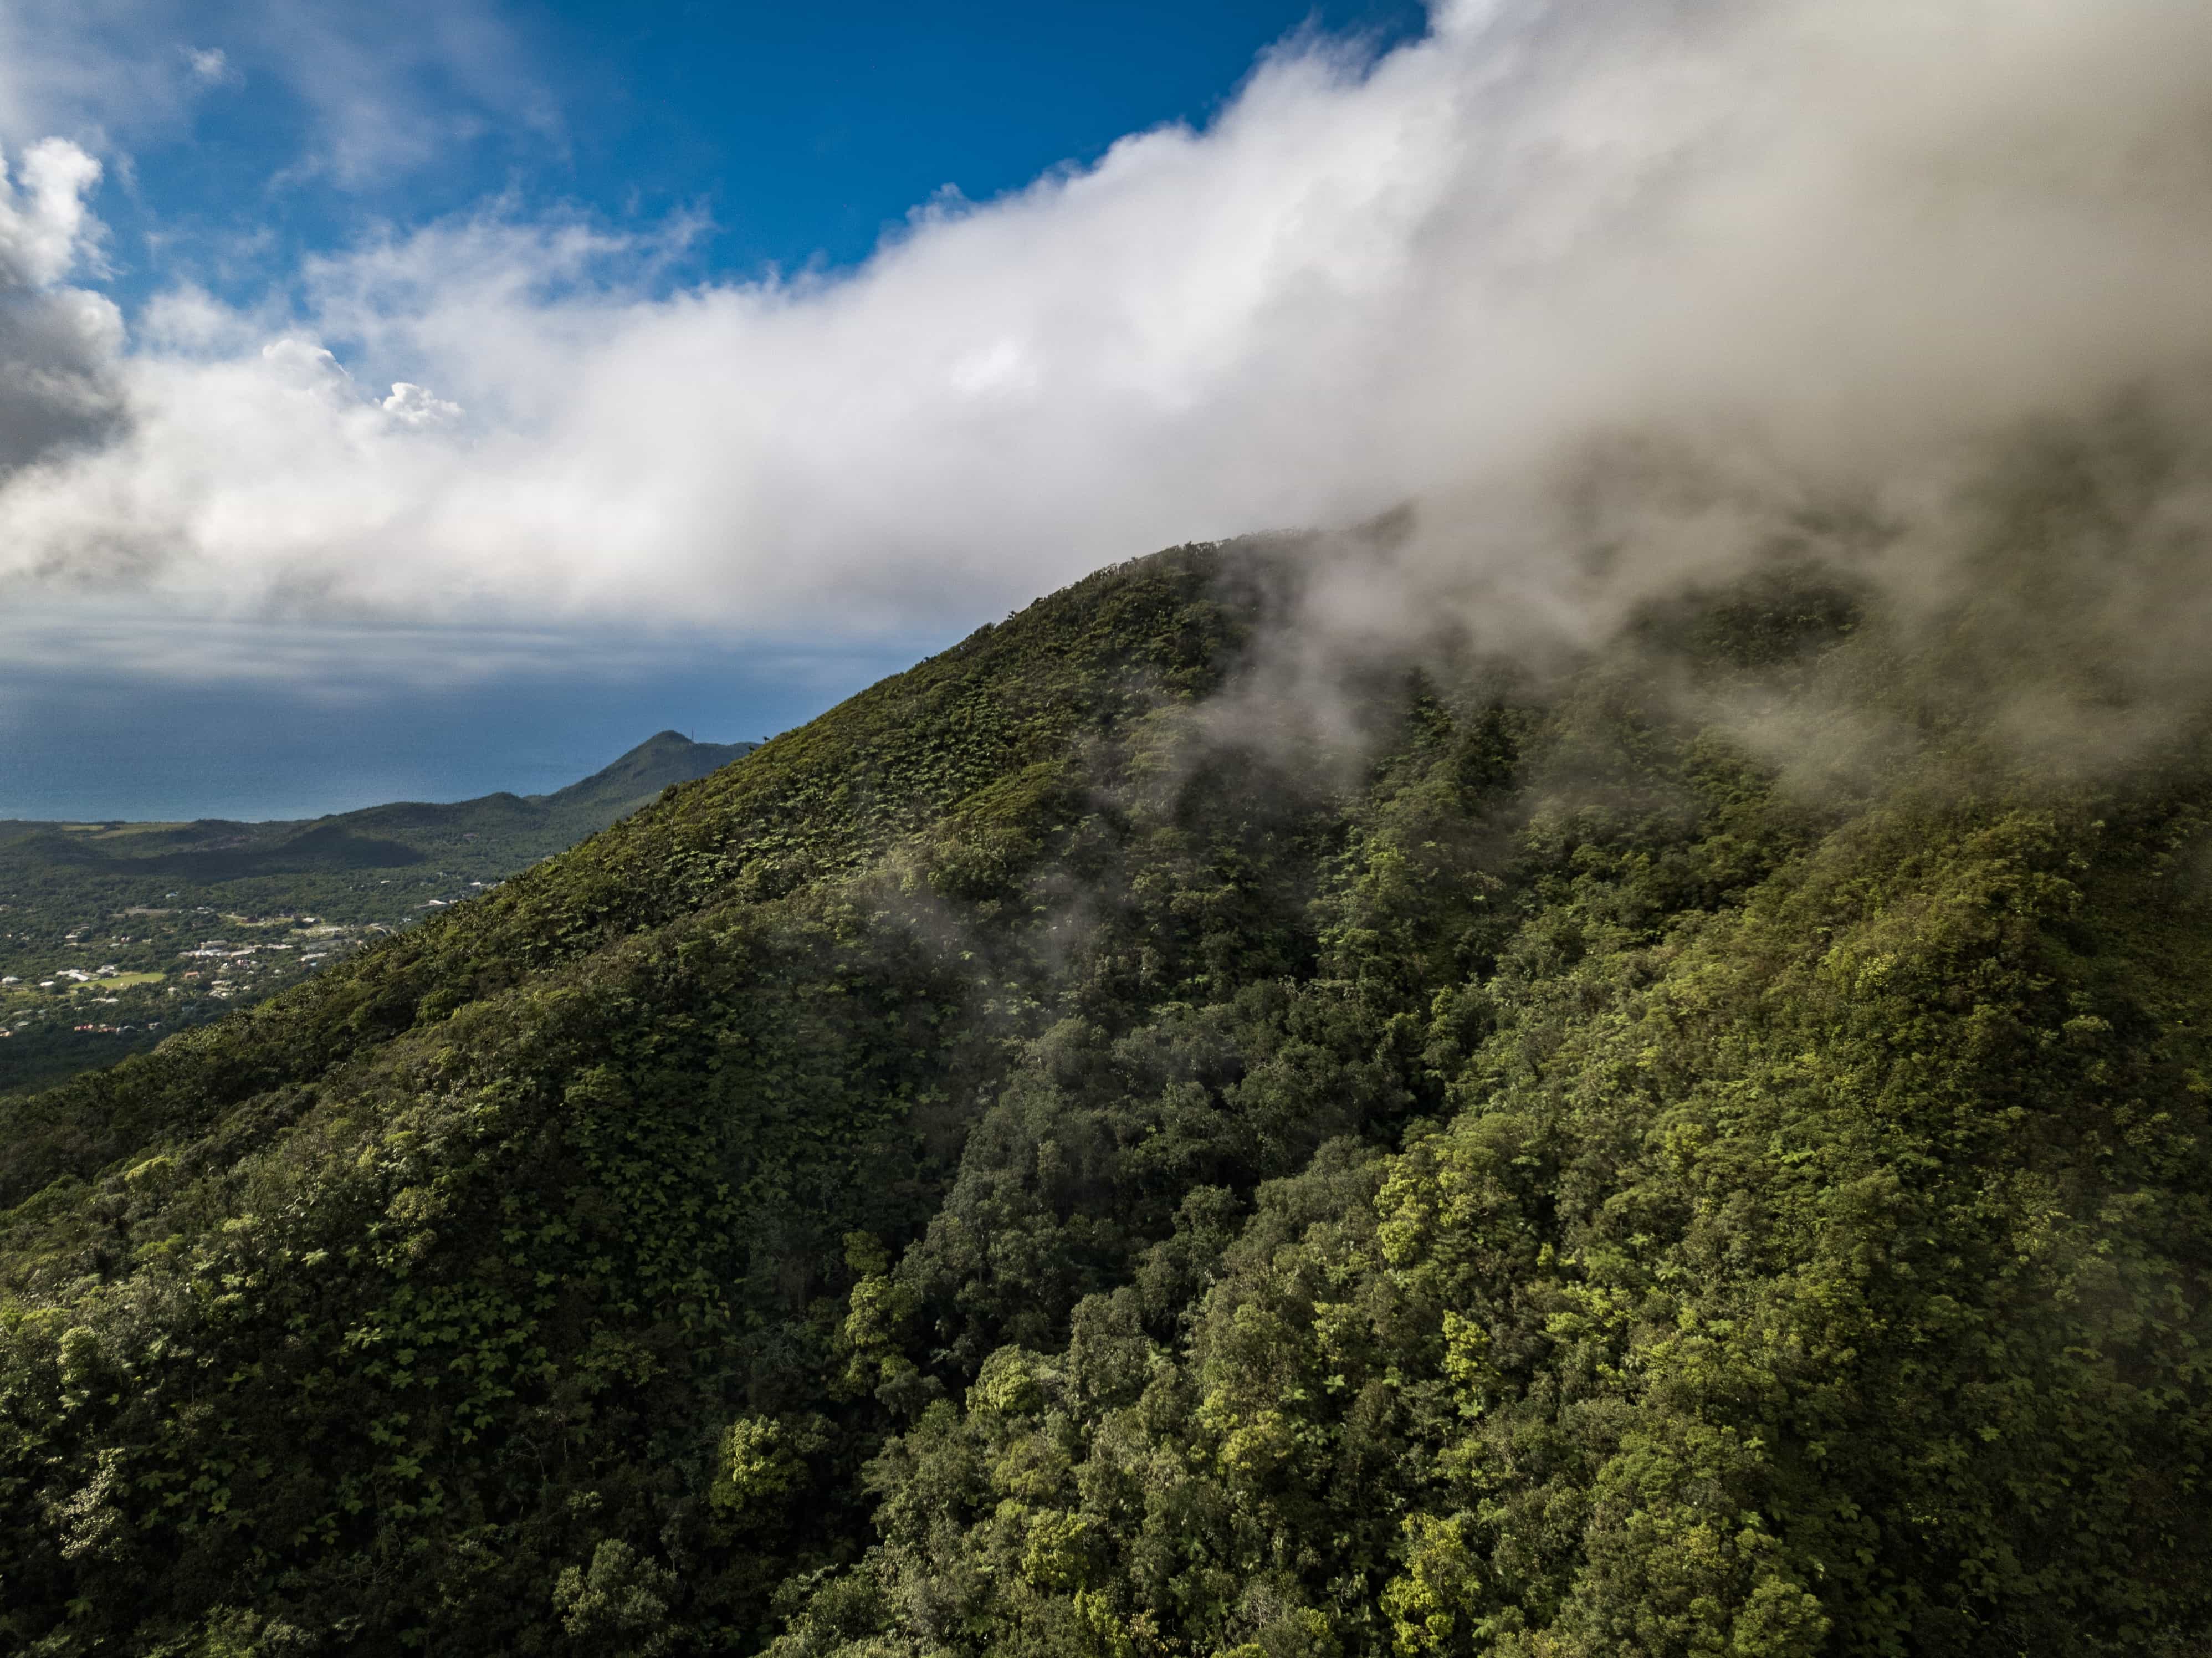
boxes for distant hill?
[541,729,760,820]
[0,730,759,886]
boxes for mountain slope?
[330,731,761,858]
[0,538,2206,1657]
[537,730,760,822]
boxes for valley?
[0,730,755,1094]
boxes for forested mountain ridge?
[1,530,2207,1656]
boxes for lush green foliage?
[0,539,2205,1656]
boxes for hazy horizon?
[0,635,926,822]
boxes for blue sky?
[0,0,2203,818]
[107,2,1425,310]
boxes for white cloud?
[2,0,2211,652]
[0,1,192,153]
[0,139,104,286]
[380,381,462,427]
[0,0,544,184]
[0,139,124,475]
[248,0,557,188]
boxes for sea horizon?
[0,646,924,823]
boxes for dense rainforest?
[2,476,2208,1652]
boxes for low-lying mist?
[1247,381,2212,800]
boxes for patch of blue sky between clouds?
[27,1,1427,316]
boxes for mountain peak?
[534,730,759,815]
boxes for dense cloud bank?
[0,140,123,478]
[1,0,2210,647]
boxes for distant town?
[0,880,503,1088]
